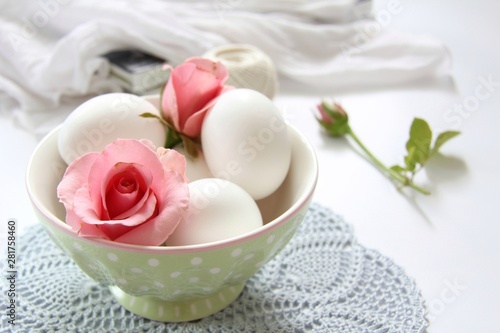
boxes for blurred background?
[1,1,499,332]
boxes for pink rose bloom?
[57,139,190,246]
[317,104,333,124]
[315,102,349,137]
[161,57,232,140]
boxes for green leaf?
[139,112,160,119]
[430,131,460,156]
[405,118,433,167]
[390,165,407,173]
[389,165,408,180]
[139,112,168,127]
[404,145,417,171]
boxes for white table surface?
[1,1,499,332]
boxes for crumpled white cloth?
[0,0,450,136]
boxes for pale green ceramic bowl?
[26,100,318,322]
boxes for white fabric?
[0,0,451,136]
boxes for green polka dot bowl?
[26,107,318,322]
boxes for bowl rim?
[26,124,318,254]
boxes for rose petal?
[57,152,99,209]
[79,222,110,239]
[317,104,333,123]
[182,85,234,138]
[173,66,220,127]
[172,62,197,85]
[96,223,135,241]
[73,186,104,225]
[161,77,180,129]
[111,190,157,226]
[65,206,83,232]
[139,139,158,152]
[185,57,229,84]
[103,162,152,219]
[76,188,157,227]
[114,170,189,245]
[87,140,166,213]
[181,104,211,139]
[63,195,110,240]
[157,148,187,179]
[106,178,141,219]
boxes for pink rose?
[57,139,190,246]
[316,104,333,124]
[315,102,349,137]
[161,57,232,140]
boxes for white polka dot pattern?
[6,203,427,332]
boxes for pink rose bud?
[315,101,350,137]
[57,139,190,246]
[161,57,233,140]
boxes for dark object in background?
[103,50,170,95]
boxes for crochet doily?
[1,203,427,333]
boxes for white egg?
[166,178,263,246]
[173,146,213,182]
[201,89,291,200]
[58,93,166,165]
